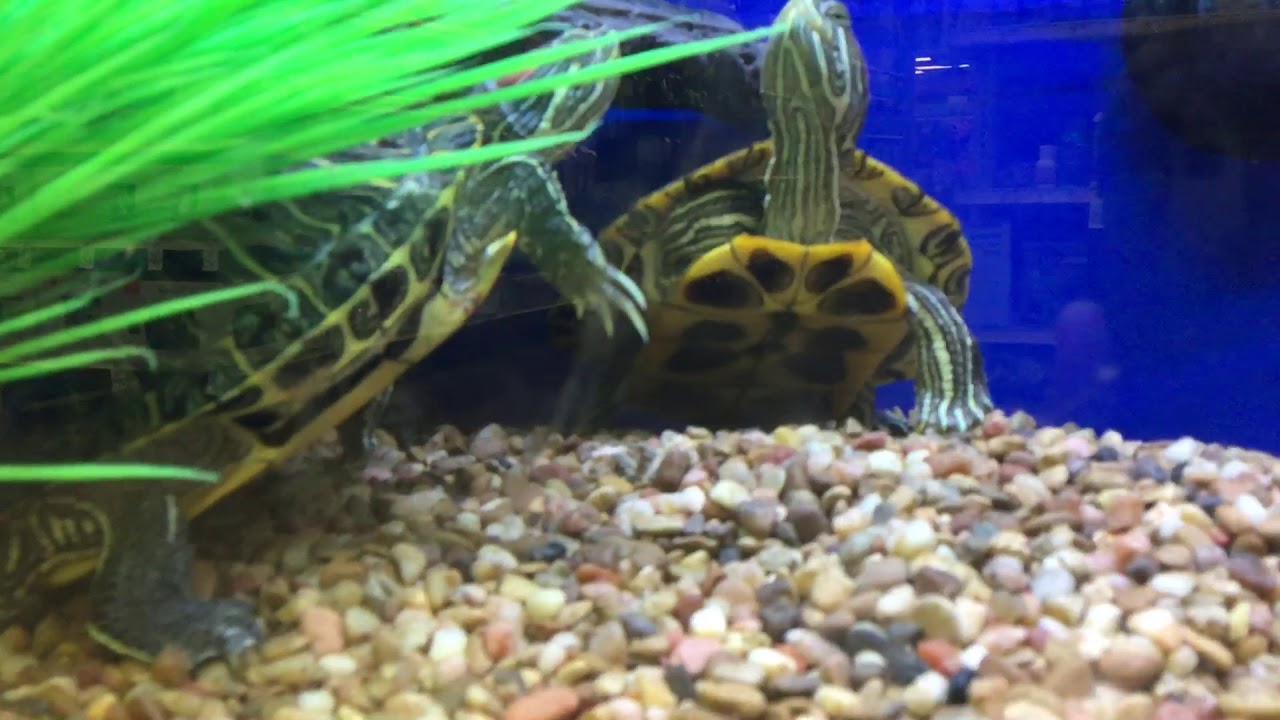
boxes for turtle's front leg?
[903,281,993,433]
[449,156,649,341]
[88,490,261,665]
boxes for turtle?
[554,0,993,433]
[0,28,643,666]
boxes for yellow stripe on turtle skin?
[842,149,974,308]
[634,233,908,419]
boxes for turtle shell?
[594,137,973,426]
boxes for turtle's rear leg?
[903,281,993,433]
[88,489,261,665]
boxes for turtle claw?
[564,260,648,343]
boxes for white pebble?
[874,584,916,619]
[709,480,751,509]
[427,625,469,661]
[805,442,835,473]
[525,587,568,622]
[1221,459,1252,481]
[901,670,948,716]
[855,493,884,515]
[393,608,435,651]
[1149,572,1198,598]
[867,449,904,475]
[317,652,359,676]
[717,456,754,484]
[1235,493,1267,526]
[747,646,799,676]
[958,644,988,671]
[689,604,728,638]
[343,606,381,639]
[1128,607,1177,643]
[1163,437,1201,464]
[1082,603,1122,634]
[830,507,872,537]
[889,519,938,558]
[297,689,336,713]
[537,640,568,674]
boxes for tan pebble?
[1003,700,1063,720]
[504,687,581,720]
[1043,643,1094,698]
[1218,693,1280,719]
[1153,544,1192,569]
[969,676,1011,717]
[526,587,568,622]
[1126,607,1184,651]
[483,621,517,661]
[390,542,428,584]
[300,605,345,655]
[554,653,608,684]
[500,575,540,601]
[812,684,865,719]
[809,570,855,612]
[425,566,463,609]
[1115,695,1156,720]
[1180,626,1234,671]
[1097,634,1164,691]
[1229,602,1253,643]
[384,691,437,717]
[85,693,127,720]
[635,667,679,709]
[695,680,767,718]
[909,594,962,644]
[251,653,320,688]
[594,669,629,697]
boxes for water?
[426,0,1280,450]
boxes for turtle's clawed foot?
[91,597,262,669]
[566,257,649,342]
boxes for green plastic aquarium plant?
[0,0,779,485]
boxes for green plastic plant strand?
[0,271,140,340]
[0,281,298,365]
[0,463,218,484]
[0,347,157,384]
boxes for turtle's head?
[763,0,868,150]
[759,0,868,245]
[482,29,621,162]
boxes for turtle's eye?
[823,1,850,26]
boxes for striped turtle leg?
[903,281,993,432]
[85,489,261,664]
[447,155,648,341]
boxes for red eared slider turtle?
[558,0,992,433]
[0,29,641,665]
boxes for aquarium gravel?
[4,412,1280,720]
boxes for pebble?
[9,417,1280,720]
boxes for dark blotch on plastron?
[781,350,847,385]
[682,269,763,309]
[819,280,899,315]
[370,266,410,318]
[347,296,382,341]
[681,319,748,344]
[745,248,795,294]
[234,408,285,433]
[663,344,740,375]
[804,255,853,294]
[808,325,869,352]
[273,325,345,389]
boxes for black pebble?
[619,612,658,638]
[871,502,898,525]
[1171,461,1188,484]
[663,664,697,700]
[529,541,567,562]
[718,546,742,564]
[760,600,802,642]
[1194,491,1224,516]
[1132,454,1170,482]
[1092,445,1121,462]
[1124,555,1159,583]
[947,667,976,704]
[842,621,927,685]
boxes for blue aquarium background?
[416,0,1280,452]
[595,0,1279,450]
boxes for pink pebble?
[299,605,344,655]
[669,636,722,675]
